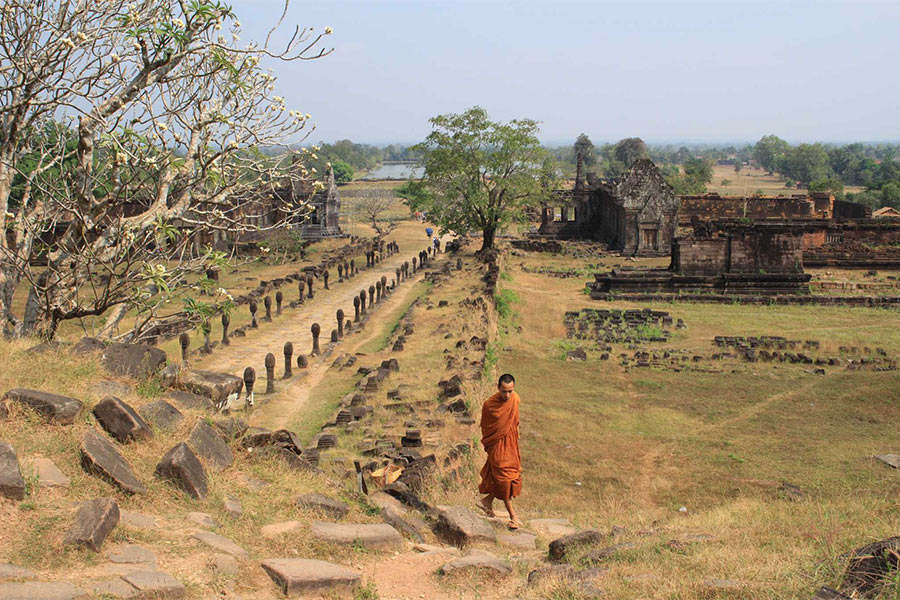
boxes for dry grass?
[491,245,900,599]
[707,165,865,197]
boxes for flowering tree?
[0,0,332,339]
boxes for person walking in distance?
[477,373,522,529]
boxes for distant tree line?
[302,139,424,183]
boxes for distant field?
[706,165,865,196]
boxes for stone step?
[0,581,88,600]
[191,531,248,557]
[309,522,403,550]
[438,551,512,576]
[261,558,360,597]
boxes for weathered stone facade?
[539,159,680,256]
[679,192,871,226]
[297,167,346,240]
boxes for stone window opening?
[553,206,563,222]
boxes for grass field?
[492,246,900,599]
[706,165,866,197]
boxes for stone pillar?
[338,264,344,282]
[353,296,360,322]
[345,319,352,334]
[360,290,367,316]
[179,332,190,362]
[457,258,463,270]
[297,355,308,369]
[297,280,305,304]
[345,260,350,278]
[311,323,321,356]
[412,257,417,272]
[306,275,314,299]
[376,281,382,303]
[243,367,255,404]
[283,342,294,379]
[330,330,338,343]
[249,300,258,328]
[336,309,344,338]
[275,291,283,316]
[221,313,230,346]
[265,353,276,394]
[368,285,375,307]
[350,259,355,276]
[201,321,211,354]
[323,269,329,290]
[263,296,272,322]
[381,276,387,296]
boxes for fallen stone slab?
[438,552,512,576]
[137,400,183,431]
[310,522,403,550]
[187,421,233,473]
[433,505,497,547]
[549,529,607,562]
[166,390,215,412]
[0,441,26,501]
[369,491,428,543]
[106,545,158,568]
[191,531,248,557]
[3,389,83,425]
[223,494,243,518]
[79,430,146,495]
[498,530,537,551]
[412,544,460,556]
[261,521,302,539]
[64,497,120,552]
[0,563,35,581]
[178,370,242,403]
[21,457,70,488]
[70,337,106,355]
[212,417,249,441]
[102,343,167,379]
[186,512,219,529]
[119,510,159,530]
[529,518,577,537]
[296,493,349,519]
[121,571,185,599]
[875,454,900,469]
[0,582,89,600]
[155,442,207,499]
[87,578,138,599]
[261,558,360,597]
[93,397,153,443]
[209,554,238,577]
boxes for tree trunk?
[480,226,496,253]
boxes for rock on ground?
[177,370,242,403]
[187,421,233,473]
[0,563,35,581]
[295,493,349,519]
[186,512,219,529]
[63,498,120,552]
[102,344,167,379]
[3,389,83,425]
[433,505,497,547]
[79,430,146,495]
[93,397,153,443]
[0,582,89,600]
[191,531,248,557]
[261,521,302,539]
[438,552,512,576]
[260,558,360,597]
[137,400,183,431]
[549,529,607,562]
[155,442,208,499]
[309,522,403,550]
[21,457,70,488]
[0,441,26,501]
[120,571,185,599]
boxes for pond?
[360,163,424,180]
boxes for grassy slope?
[494,252,900,599]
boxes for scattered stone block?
[261,521,302,539]
[842,536,900,596]
[64,497,120,552]
[79,430,147,494]
[21,457,70,488]
[0,441,25,501]
[119,510,159,530]
[498,531,537,550]
[261,558,360,597]
[178,370,243,403]
[549,529,607,562]
[0,582,89,600]
[875,454,900,469]
[582,542,637,564]
[369,492,428,543]
[186,512,219,529]
[121,571,185,599]
[209,554,238,577]
[191,531,248,557]
[88,578,138,599]
[0,563,35,581]
[187,421,233,473]
[212,417,249,441]
[70,337,106,355]
[102,343,167,379]
[106,545,158,568]
[566,348,588,361]
[296,493,349,519]
[224,494,243,518]
[93,397,153,443]
[138,400,183,431]
[433,505,496,547]
[166,391,215,412]
[309,522,403,550]
[438,551,512,576]
[3,388,83,425]
[155,443,208,499]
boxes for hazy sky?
[231,0,900,146]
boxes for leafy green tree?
[683,157,713,184]
[882,182,900,209]
[331,160,353,184]
[409,106,551,252]
[809,177,845,200]
[613,137,648,169]
[573,133,596,168]
[753,135,790,173]
[734,161,743,174]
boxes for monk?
[477,373,522,529]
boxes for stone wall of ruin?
[679,194,817,225]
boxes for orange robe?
[478,391,522,500]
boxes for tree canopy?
[406,106,554,252]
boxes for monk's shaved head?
[498,373,515,386]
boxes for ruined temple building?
[295,166,347,240]
[539,159,680,256]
